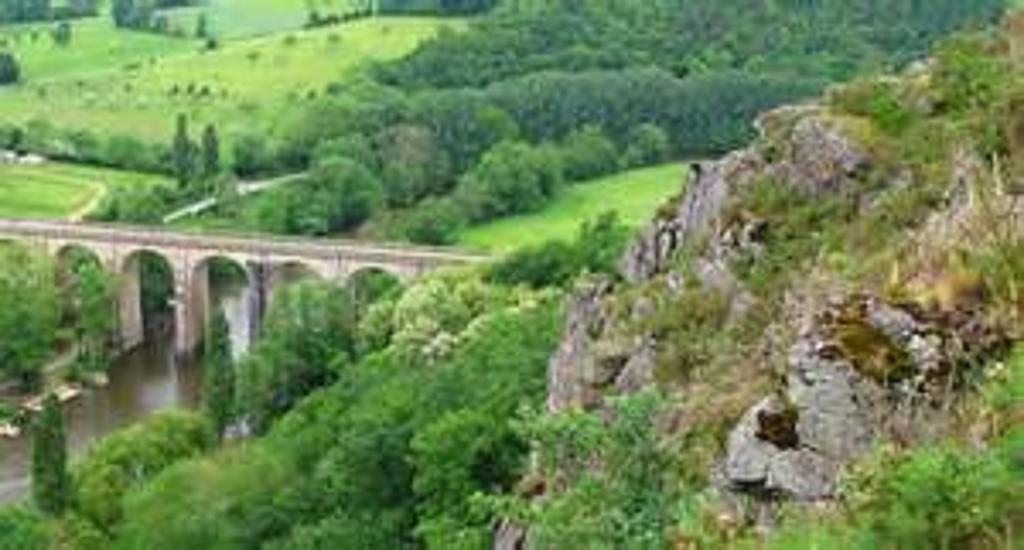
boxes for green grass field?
[0,16,458,143]
[0,17,193,81]
[0,162,171,219]
[167,0,370,39]
[458,164,687,252]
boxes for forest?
[1,0,1003,245]
[0,1,1021,549]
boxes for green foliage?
[838,444,1022,549]
[489,390,673,550]
[0,244,59,391]
[171,113,196,188]
[237,275,395,434]
[488,211,629,288]
[113,276,561,549]
[934,33,1013,114]
[559,125,619,182]
[401,197,466,245]
[64,257,117,377]
[729,179,853,297]
[642,277,732,385]
[203,310,235,443]
[114,444,294,549]
[200,124,220,180]
[232,132,276,178]
[830,79,920,136]
[72,411,211,532]
[0,506,51,550]
[0,52,20,85]
[457,140,564,222]
[622,124,670,169]
[377,124,452,208]
[32,394,70,517]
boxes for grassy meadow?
[166,0,369,40]
[458,163,687,252]
[0,162,171,219]
[0,15,459,143]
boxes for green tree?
[457,141,563,221]
[51,21,72,46]
[203,309,235,443]
[0,506,51,550]
[490,390,672,549]
[310,156,384,233]
[0,52,21,85]
[622,123,670,169]
[32,394,71,517]
[232,132,273,177]
[73,411,211,530]
[200,123,220,180]
[559,125,619,181]
[0,245,59,391]
[402,197,466,245]
[195,12,208,38]
[172,113,196,188]
[68,260,116,376]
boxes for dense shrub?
[456,141,564,222]
[0,506,51,550]
[401,197,466,245]
[73,411,212,531]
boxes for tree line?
[0,0,99,24]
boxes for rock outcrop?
[620,106,869,285]
[718,295,1003,503]
[517,96,1008,550]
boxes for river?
[0,282,251,505]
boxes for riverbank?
[0,331,204,504]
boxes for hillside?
[0,16,458,144]
[0,3,1021,550]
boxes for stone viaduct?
[0,219,486,357]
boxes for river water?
[0,283,251,505]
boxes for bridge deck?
[0,219,487,265]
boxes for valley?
[0,1,1019,549]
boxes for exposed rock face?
[718,295,1002,504]
[619,106,869,285]
[779,116,871,195]
[545,279,655,413]
[620,149,766,283]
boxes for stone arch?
[53,243,109,332]
[344,266,403,320]
[183,254,253,358]
[344,262,413,285]
[54,242,106,270]
[273,260,325,285]
[118,248,176,352]
[258,260,327,320]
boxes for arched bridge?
[0,219,486,357]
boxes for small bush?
[841,445,1022,549]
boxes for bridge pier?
[0,219,483,360]
[117,255,145,352]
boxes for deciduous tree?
[32,394,70,516]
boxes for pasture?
[166,0,368,39]
[0,16,458,143]
[458,163,687,252]
[0,162,171,219]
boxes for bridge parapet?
[0,218,489,357]
[0,219,486,268]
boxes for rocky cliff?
[534,88,1016,534]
